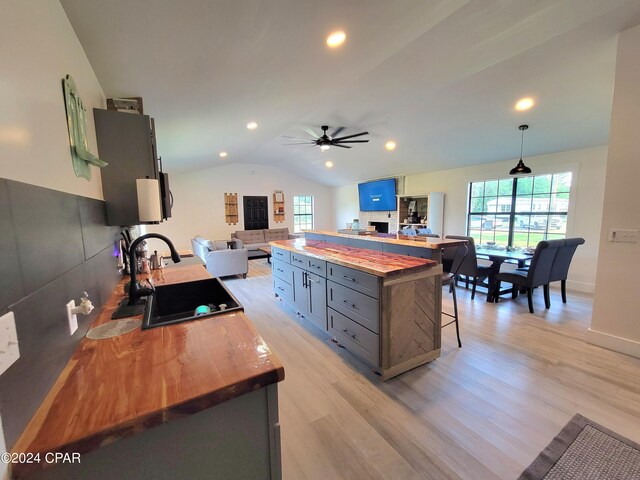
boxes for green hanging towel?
[62,74,108,180]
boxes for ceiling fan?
[283,125,369,150]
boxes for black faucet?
[128,233,181,305]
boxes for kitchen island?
[10,264,284,480]
[270,238,443,380]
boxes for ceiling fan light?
[320,144,331,151]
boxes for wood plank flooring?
[222,259,640,480]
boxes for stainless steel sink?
[142,278,243,329]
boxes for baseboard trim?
[564,280,595,294]
[587,328,640,359]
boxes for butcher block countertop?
[306,230,468,250]
[270,238,438,277]
[11,264,284,478]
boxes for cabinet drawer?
[329,308,379,367]
[327,263,379,298]
[271,247,290,263]
[273,277,292,302]
[271,259,293,283]
[290,252,307,267]
[307,258,327,277]
[328,281,379,333]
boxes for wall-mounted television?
[358,178,397,211]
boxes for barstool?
[441,243,468,348]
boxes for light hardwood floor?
[223,259,640,480]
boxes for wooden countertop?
[306,230,467,250]
[11,265,284,479]
[270,238,437,277]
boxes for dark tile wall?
[0,179,122,448]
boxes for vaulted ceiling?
[61,0,640,186]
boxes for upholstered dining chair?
[441,243,469,348]
[548,237,585,305]
[444,235,491,300]
[494,239,564,313]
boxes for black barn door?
[243,196,269,230]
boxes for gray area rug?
[519,414,640,480]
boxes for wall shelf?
[273,190,285,223]
[224,193,238,225]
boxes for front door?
[243,196,269,230]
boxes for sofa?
[231,228,299,258]
[191,235,249,278]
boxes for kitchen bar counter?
[270,238,437,277]
[11,265,284,479]
[305,230,466,250]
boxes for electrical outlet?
[0,311,20,377]
[66,300,78,335]
[608,229,639,243]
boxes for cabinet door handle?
[277,287,285,292]
[341,275,356,282]
[276,268,284,273]
[303,271,308,288]
[342,329,356,339]
[342,299,357,309]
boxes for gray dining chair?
[494,239,564,313]
[548,237,585,304]
[441,243,469,348]
[444,235,491,299]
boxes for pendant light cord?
[520,128,525,160]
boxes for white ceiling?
[60,0,640,187]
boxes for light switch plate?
[0,311,20,377]
[608,229,639,243]
[66,300,78,335]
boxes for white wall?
[147,163,333,251]
[590,25,640,358]
[0,0,105,199]
[333,146,607,293]
[0,414,7,480]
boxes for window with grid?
[467,172,571,248]
[293,195,314,233]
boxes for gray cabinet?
[292,266,327,331]
[94,109,161,226]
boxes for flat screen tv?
[358,178,397,211]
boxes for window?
[293,195,314,233]
[467,172,571,248]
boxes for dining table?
[475,248,532,302]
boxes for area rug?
[519,414,640,479]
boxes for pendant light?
[509,125,532,175]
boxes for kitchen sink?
[142,277,243,329]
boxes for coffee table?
[258,246,271,264]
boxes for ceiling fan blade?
[282,135,313,140]
[334,139,369,143]
[282,142,315,145]
[331,126,345,137]
[332,131,369,141]
[333,144,352,149]
[303,128,320,139]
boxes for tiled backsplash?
[0,179,122,448]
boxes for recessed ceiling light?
[219,151,228,158]
[325,160,333,168]
[320,144,331,151]
[515,97,535,111]
[326,31,346,48]
[385,140,397,151]
[246,122,258,130]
